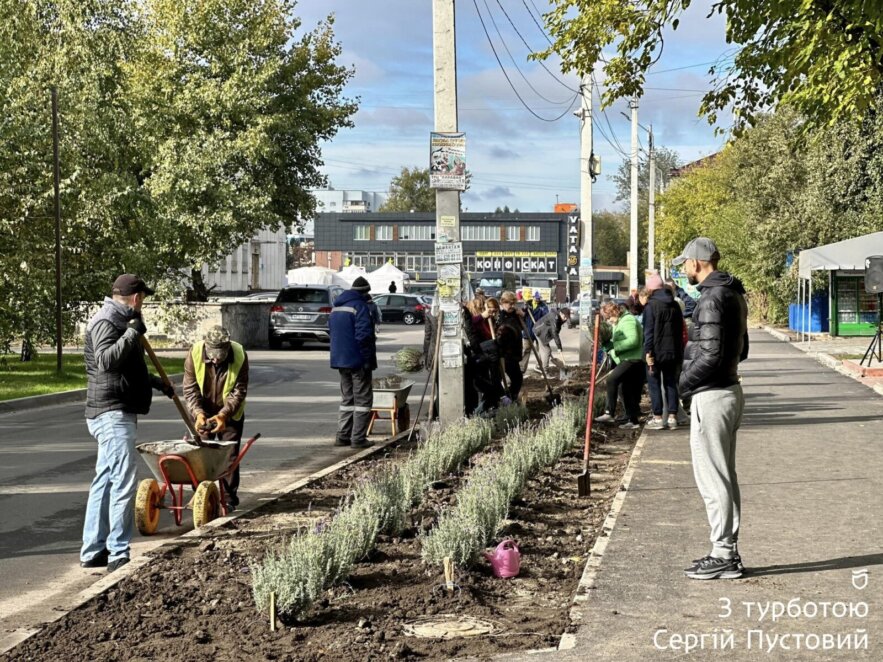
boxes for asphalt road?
[0,324,427,644]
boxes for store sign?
[435,241,463,264]
[567,214,580,277]
[474,255,558,273]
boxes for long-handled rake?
[519,311,561,406]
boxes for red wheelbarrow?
[134,434,260,535]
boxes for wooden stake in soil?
[270,591,277,632]
[443,556,455,593]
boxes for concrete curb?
[0,374,184,416]
[557,428,649,651]
[0,429,410,656]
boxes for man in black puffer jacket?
[80,274,173,573]
[673,238,749,581]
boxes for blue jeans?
[647,360,680,417]
[81,410,138,563]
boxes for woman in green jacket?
[595,302,646,429]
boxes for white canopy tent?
[366,262,408,295]
[286,266,335,286]
[335,264,367,287]
[796,231,883,344]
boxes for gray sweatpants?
[689,384,745,559]
[336,367,374,446]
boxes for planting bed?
[3,391,640,662]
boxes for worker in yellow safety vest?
[183,325,249,511]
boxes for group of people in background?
[422,288,571,417]
[595,272,692,431]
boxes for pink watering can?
[484,539,521,578]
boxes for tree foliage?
[0,0,355,351]
[378,166,435,213]
[611,146,681,274]
[537,0,883,132]
[657,105,883,322]
[593,210,629,266]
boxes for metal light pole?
[648,125,656,272]
[629,98,639,292]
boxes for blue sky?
[294,0,733,213]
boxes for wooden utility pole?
[51,86,63,374]
[648,125,656,272]
[577,74,594,365]
[629,98,639,292]
[432,0,464,421]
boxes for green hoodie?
[608,312,643,364]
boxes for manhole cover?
[403,615,502,639]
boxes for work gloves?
[207,413,227,433]
[127,313,147,336]
[195,413,208,432]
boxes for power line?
[482,0,574,105]
[472,0,578,122]
[492,0,578,93]
[521,0,554,46]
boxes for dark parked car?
[372,293,426,325]
[268,285,343,349]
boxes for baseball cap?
[203,325,231,360]
[671,237,720,266]
[112,274,155,296]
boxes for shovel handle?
[584,313,602,465]
[140,336,204,446]
[518,313,556,400]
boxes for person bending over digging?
[594,302,645,430]
[183,325,249,513]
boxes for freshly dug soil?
[4,391,640,662]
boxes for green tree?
[611,146,681,273]
[593,210,629,266]
[379,166,435,212]
[127,0,356,299]
[537,0,883,132]
[0,0,356,353]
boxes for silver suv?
[268,285,343,349]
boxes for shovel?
[488,317,513,401]
[408,315,443,442]
[141,336,204,446]
[519,312,561,406]
[579,313,602,497]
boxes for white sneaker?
[667,415,678,429]
[646,416,665,430]
[619,421,640,430]
[595,413,615,424]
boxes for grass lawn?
[0,353,186,402]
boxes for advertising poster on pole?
[429,132,467,190]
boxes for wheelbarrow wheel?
[135,479,162,535]
[192,481,220,528]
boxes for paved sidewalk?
[537,330,883,660]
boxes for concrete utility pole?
[648,125,656,273]
[629,98,639,292]
[577,74,594,365]
[432,0,464,421]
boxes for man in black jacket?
[80,274,173,573]
[673,239,749,580]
